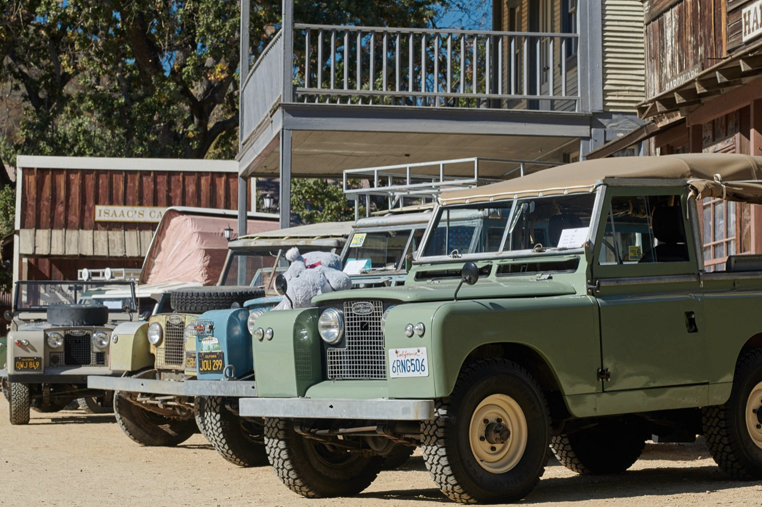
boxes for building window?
[702,198,737,272]
[561,0,578,58]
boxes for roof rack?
[343,157,559,219]
[78,268,141,282]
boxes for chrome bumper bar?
[239,397,435,421]
[184,380,257,397]
[88,376,186,396]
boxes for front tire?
[703,348,762,480]
[204,396,268,467]
[264,417,384,498]
[9,382,31,425]
[421,359,550,504]
[113,391,196,446]
[550,422,647,475]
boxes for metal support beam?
[576,0,602,114]
[282,0,294,103]
[279,129,292,228]
[239,0,251,148]
[238,176,248,284]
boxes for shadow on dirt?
[30,414,116,425]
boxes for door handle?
[685,311,698,333]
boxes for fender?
[109,321,153,374]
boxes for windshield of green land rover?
[14,281,138,312]
[220,247,336,287]
[421,193,597,257]
[345,229,424,273]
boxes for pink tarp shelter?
[139,207,279,286]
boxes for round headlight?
[183,324,195,343]
[318,308,344,344]
[147,322,163,346]
[380,306,396,335]
[47,332,64,349]
[253,327,265,341]
[247,309,266,335]
[414,322,426,337]
[404,323,415,338]
[92,331,110,351]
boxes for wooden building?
[236,0,647,227]
[590,0,762,271]
[14,156,252,282]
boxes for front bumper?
[238,397,435,421]
[88,376,186,396]
[184,380,257,397]
[8,367,117,384]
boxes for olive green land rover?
[238,154,762,503]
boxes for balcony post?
[576,0,603,114]
[239,0,250,148]
[279,129,293,228]
[282,0,295,103]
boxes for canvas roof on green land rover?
[440,154,762,206]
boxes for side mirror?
[4,310,13,322]
[461,262,480,286]
[275,274,294,309]
[275,274,288,296]
[454,262,480,302]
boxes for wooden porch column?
[689,124,703,153]
[751,100,762,253]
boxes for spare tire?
[47,304,109,326]
[170,287,266,314]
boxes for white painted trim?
[16,156,237,173]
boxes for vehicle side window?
[598,194,689,266]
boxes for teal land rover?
[238,154,762,503]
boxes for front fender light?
[147,322,163,346]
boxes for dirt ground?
[1,402,762,507]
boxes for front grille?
[161,319,186,367]
[64,332,92,366]
[326,300,386,380]
[48,330,108,367]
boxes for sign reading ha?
[743,0,762,43]
[95,205,166,223]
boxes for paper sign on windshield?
[556,227,589,249]
[350,233,366,248]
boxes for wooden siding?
[728,0,756,51]
[19,168,247,259]
[645,0,726,98]
[603,0,646,111]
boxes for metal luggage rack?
[343,157,559,218]
[78,267,142,282]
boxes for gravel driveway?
[1,402,761,507]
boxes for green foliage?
[290,179,362,224]
[0,185,15,238]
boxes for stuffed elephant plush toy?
[273,247,352,310]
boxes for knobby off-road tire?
[204,396,268,467]
[550,422,647,475]
[194,397,213,441]
[78,397,113,414]
[702,348,762,480]
[421,358,551,504]
[264,417,385,498]
[171,287,265,314]
[9,382,31,425]
[113,391,196,447]
[380,444,415,470]
[47,304,108,326]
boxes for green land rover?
[236,154,762,503]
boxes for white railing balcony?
[240,22,582,143]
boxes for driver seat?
[640,206,689,263]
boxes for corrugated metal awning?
[19,229,154,258]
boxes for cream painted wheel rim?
[469,394,528,474]
[747,381,762,450]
